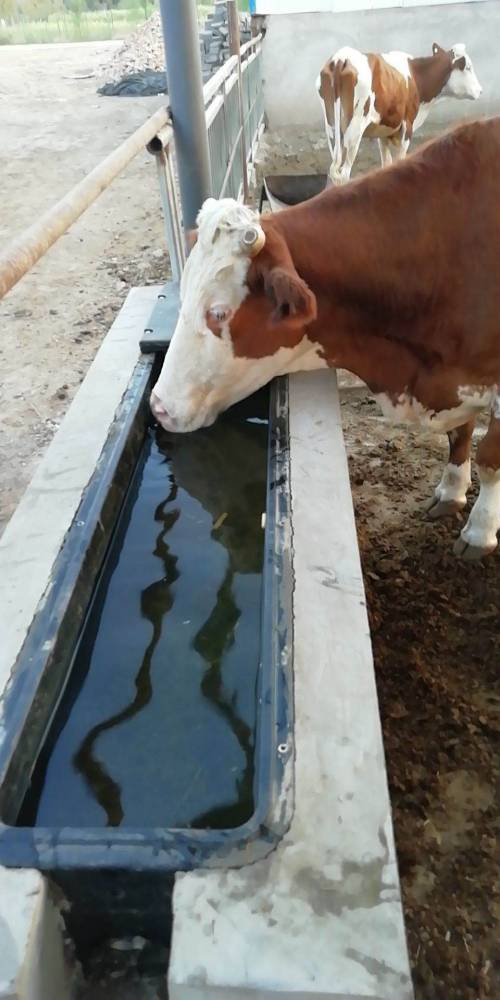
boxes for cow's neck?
[409,54,451,103]
[274,187,436,398]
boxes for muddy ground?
[0,41,498,1000]
[341,392,499,1000]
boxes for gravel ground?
[0,41,169,537]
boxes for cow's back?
[365,52,420,137]
[277,117,500,368]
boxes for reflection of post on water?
[73,478,180,827]
[73,404,268,828]
[165,409,268,575]
[166,413,268,827]
[190,563,254,829]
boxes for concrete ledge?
[168,371,413,1000]
[0,286,160,998]
[0,870,69,1000]
[0,285,161,700]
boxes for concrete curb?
[0,870,69,1000]
[0,287,161,998]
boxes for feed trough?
[261,173,329,212]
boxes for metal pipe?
[227,0,249,202]
[158,0,212,231]
[146,122,174,155]
[0,106,170,301]
[154,152,182,284]
[163,147,187,275]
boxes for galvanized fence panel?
[205,39,264,202]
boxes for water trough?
[0,336,293,949]
[0,175,412,994]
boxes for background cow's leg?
[336,118,366,184]
[393,137,411,161]
[391,124,411,162]
[378,138,393,169]
[425,420,473,519]
[320,101,343,182]
[454,405,500,560]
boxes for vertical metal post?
[228,0,249,203]
[158,0,212,232]
[154,151,184,284]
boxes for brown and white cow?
[151,117,500,560]
[317,42,482,184]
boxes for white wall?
[260,1,500,128]
[256,0,487,12]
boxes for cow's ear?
[432,42,443,55]
[264,266,317,327]
[186,228,198,252]
[453,55,466,70]
[251,226,317,328]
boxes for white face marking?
[444,44,482,100]
[459,468,500,553]
[433,460,471,506]
[381,50,412,81]
[150,198,326,433]
[375,386,493,433]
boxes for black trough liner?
[0,358,293,888]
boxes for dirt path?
[0,42,169,533]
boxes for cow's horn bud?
[241,226,265,256]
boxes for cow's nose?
[150,391,176,429]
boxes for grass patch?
[0,8,152,44]
[0,1,250,46]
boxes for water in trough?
[20,390,269,829]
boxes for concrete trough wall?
[0,288,162,997]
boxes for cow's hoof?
[453,537,497,561]
[424,496,465,520]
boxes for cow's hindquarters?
[318,54,373,185]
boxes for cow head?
[433,42,482,101]
[150,198,318,433]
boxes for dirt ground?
[1,41,498,1000]
[341,390,499,1000]
[0,41,169,534]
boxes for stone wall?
[200,0,252,82]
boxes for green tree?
[0,0,16,22]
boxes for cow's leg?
[393,137,411,161]
[454,404,500,560]
[391,124,411,162]
[378,138,393,169]
[334,117,367,184]
[425,420,474,519]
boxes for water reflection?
[73,484,180,826]
[23,392,268,829]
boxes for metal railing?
[204,35,264,202]
[0,27,264,300]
